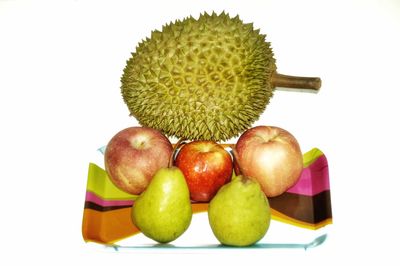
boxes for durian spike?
[271,72,321,92]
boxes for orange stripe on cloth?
[82,203,209,244]
[82,208,140,244]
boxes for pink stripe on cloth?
[85,191,134,207]
[286,155,330,196]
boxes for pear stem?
[271,72,321,92]
[169,138,187,168]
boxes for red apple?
[175,141,233,202]
[104,127,173,195]
[235,126,303,197]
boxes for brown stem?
[169,138,187,167]
[228,147,252,183]
[230,147,243,176]
[271,72,321,92]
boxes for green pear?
[131,166,192,243]
[208,175,271,246]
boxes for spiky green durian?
[121,12,276,141]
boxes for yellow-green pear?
[208,175,271,246]
[131,166,192,243]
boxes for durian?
[121,12,320,141]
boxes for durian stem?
[169,138,187,168]
[271,72,321,92]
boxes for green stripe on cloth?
[86,163,137,200]
[302,148,324,168]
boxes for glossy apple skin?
[175,141,233,202]
[235,126,303,197]
[104,127,173,195]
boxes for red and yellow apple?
[104,127,173,195]
[235,126,303,197]
[175,141,233,202]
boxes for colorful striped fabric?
[82,148,332,244]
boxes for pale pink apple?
[104,127,173,195]
[235,126,303,197]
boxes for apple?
[175,141,233,202]
[104,127,173,195]
[235,126,303,197]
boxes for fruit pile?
[101,11,320,247]
[104,125,303,246]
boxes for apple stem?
[169,138,187,168]
[230,148,243,176]
[271,72,321,92]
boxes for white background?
[1,0,399,264]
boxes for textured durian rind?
[121,12,276,141]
